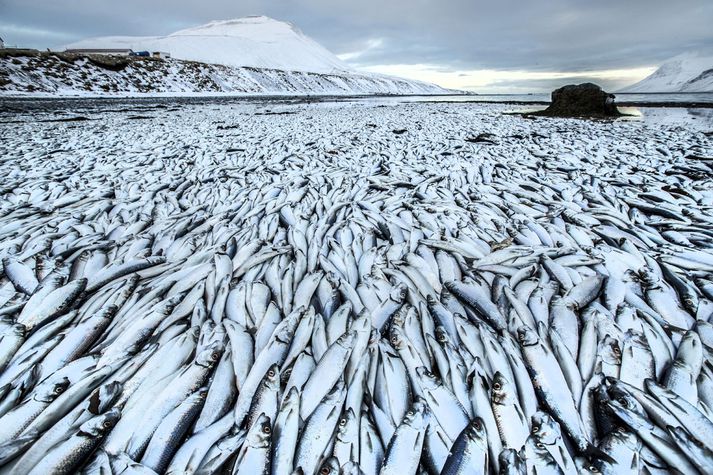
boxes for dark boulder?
[535,83,621,118]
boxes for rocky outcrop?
[535,83,621,118]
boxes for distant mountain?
[62,16,351,74]
[621,52,713,93]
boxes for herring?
[0,97,711,475]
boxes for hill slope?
[0,52,446,96]
[621,52,713,93]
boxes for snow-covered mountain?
[62,16,351,74]
[621,52,713,93]
[3,15,450,96]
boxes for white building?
[64,48,134,56]
[152,51,171,59]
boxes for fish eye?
[518,333,525,341]
[473,421,481,430]
[390,336,398,344]
[262,424,271,434]
[54,386,65,394]
[211,352,219,361]
[589,466,600,473]
[103,420,113,428]
[320,468,330,475]
[493,382,501,391]
[532,426,539,433]
[339,418,347,426]
[407,410,415,416]
[613,348,621,356]
[617,397,628,406]
[268,369,275,377]
[536,442,544,449]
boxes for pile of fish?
[0,99,712,474]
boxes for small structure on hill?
[65,48,134,56]
[152,51,171,59]
[534,83,621,118]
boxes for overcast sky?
[2,0,712,92]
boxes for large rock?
[536,83,621,118]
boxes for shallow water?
[3,96,713,130]
[351,92,713,105]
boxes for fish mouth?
[516,326,538,346]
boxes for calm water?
[3,93,713,129]
[361,92,713,105]
[615,93,713,104]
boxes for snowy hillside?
[0,15,451,96]
[0,53,447,96]
[621,52,713,92]
[62,16,352,74]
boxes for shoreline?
[1,93,712,109]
